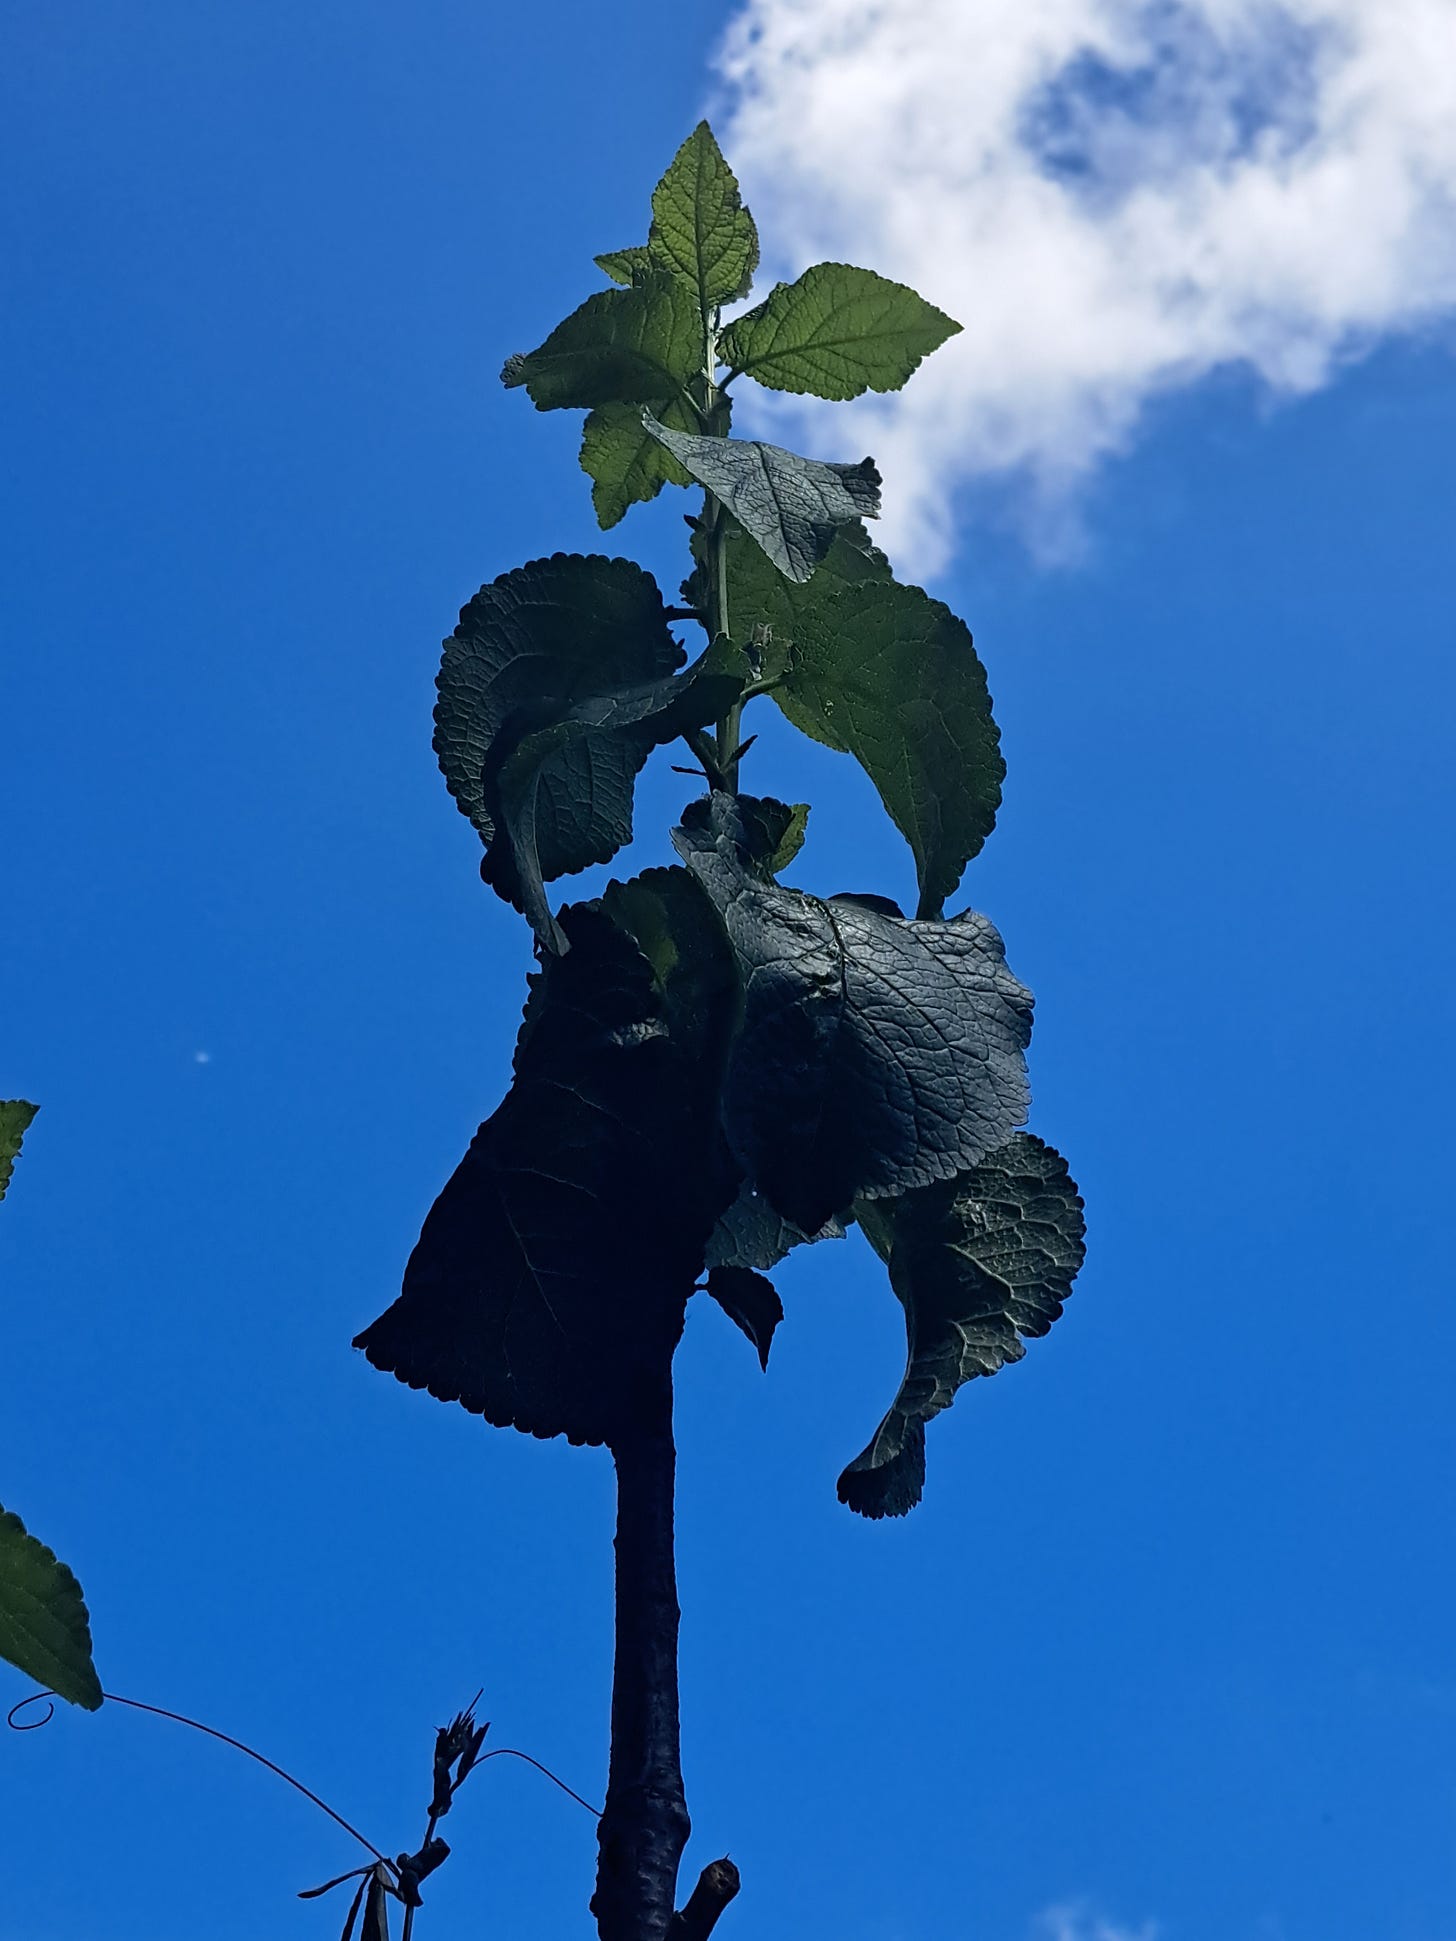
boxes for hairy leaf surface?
[581,396,696,529]
[502,275,700,412]
[674,794,1033,1233]
[642,415,880,583]
[0,1505,103,1709]
[840,1136,1086,1518]
[0,1101,37,1203]
[355,906,734,1445]
[721,262,961,400]
[704,1265,782,1370]
[648,121,759,314]
[777,579,1004,916]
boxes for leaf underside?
[839,1135,1086,1518]
[648,120,759,313]
[642,415,880,583]
[0,1505,103,1709]
[721,261,961,400]
[674,793,1033,1235]
[355,900,736,1446]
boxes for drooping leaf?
[435,554,684,844]
[0,1505,103,1709]
[482,640,748,951]
[340,1875,368,1941]
[673,793,1033,1234]
[596,245,654,286]
[720,262,961,400]
[502,275,700,412]
[580,395,695,530]
[839,1135,1086,1519]
[705,1265,783,1370]
[641,415,880,583]
[355,904,735,1446]
[0,1100,38,1204]
[775,579,1004,917]
[647,121,759,315]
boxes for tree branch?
[592,1371,691,1941]
[668,1858,741,1939]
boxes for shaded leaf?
[839,1136,1086,1519]
[600,864,739,1065]
[0,1100,37,1204]
[674,794,1032,1234]
[705,516,891,640]
[707,1183,844,1274]
[502,275,700,412]
[355,905,735,1446]
[648,121,759,314]
[721,262,960,400]
[776,578,1004,917]
[482,639,748,951]
[0,1505,102,1709]
[596,245,654,286]
[642,415,880,583]
[705,1265,783,1370]
[581,395,695,530]
[435,554,683,845]
[340,1876,368,1941]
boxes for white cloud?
[1034,1904,1160,1941]
[712,0,1456,571]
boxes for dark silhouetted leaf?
[720,262,960,399]
[502,275,700,412]
[641,415,880,583]
[596,245,654,286]
[339,1876,368,1941]
[0,1505,102,1709]
[0,1100,37,1203]
[705,1265,783,1369]
[707,1183,844,1274]
[648,121,759,314]
[435,554,683,843]
[775,578,1003,916]
[482,639,748,952]
[674,794,1032,1233]
[355,905,735,1445]
[581,396,695,529]
[839,1135,1086,1518]
[600,864,738,1064]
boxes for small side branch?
[669,1858,741,1939]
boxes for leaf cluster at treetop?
[356,121,1087,1941]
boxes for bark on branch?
[592,1372,691,1941]
[668,1858,741,1939]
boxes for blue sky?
[4,4,1454,1939]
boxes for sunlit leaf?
[0,1505,102,1710]
[721,262,960,400]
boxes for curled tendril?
[7,1691,56,1731]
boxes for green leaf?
[705,1264,782,1370]
[642,414,881,583]
[647,121,759,314]
[0,1505,103,1709]
[0,1101,38,1204]
[596,245,654,286]
[674,793,1033,1234]
[482,640,748,951]
[720,262,961,400]
[839,1136,1086,1518]
[502,274,700,412]
[355,903,736,1446]
[435,554,685,844]
[778,579,1004,916]
[600,864,738,1065]
[580,395,695,530]
[705,516,891,639]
